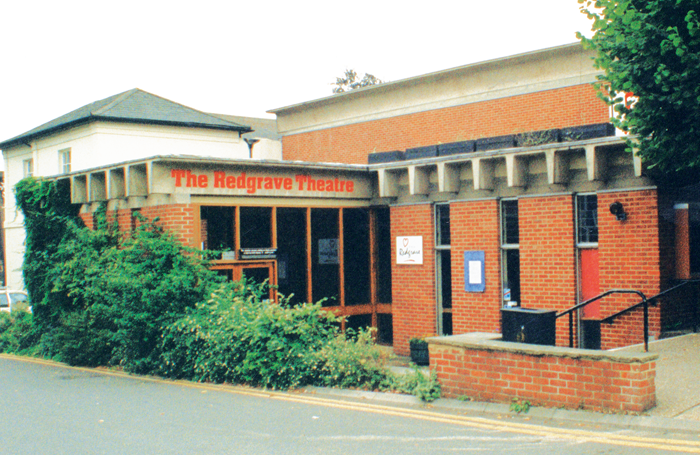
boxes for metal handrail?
[556,280,700,352]
[556,289,646,350]
[602,280,700,322]
[601,279,700,352]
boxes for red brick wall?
[519,196,577,346]
[431,339,656,412]
[140,204,197,248]
[391,204,436,355]
[81,204,196,249]
[79,212,93,230]
[283,84,609,164]
[450,200,501,334]
[598,190,662,349]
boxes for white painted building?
[0,88,281,289]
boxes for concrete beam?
[545,149,569,185]
[108,168,126,199]
[126,164,148,197]
[88,172,107,202]
[506,154,526,187]
[437,162,460,193]
[71,175,87,204]
[472,158,494,191]
[377,168,399,198]
[408,165,430,195]
[585,145,606,181]
[633,147,643,177]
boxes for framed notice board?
[464,251,485,293]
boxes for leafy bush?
[312,328,393,390]
[45,212,223,372]
[160,282,391,390]
[0,310,35,353]
[384,366,442,402]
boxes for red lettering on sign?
[246,176,257,194]
[171,169,186,187]
[214,171,225,188]
[170,170,356,194]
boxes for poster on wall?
[318,239,339,264]
[464,251,486,293]
[396,236,423,265]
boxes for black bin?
[501,307,556,346]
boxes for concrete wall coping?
[427,333,658,364]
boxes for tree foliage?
[332,69,383,93]
[578,0,700,179]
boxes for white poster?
[468,260,482,284]
[396,236,423,265]
[318,239,339,264]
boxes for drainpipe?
[244,138,260,159]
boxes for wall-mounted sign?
[464,251,485,293]
[396,236,423,265]
[169,169,360,195]
[318,239,339,264]
[221,251,236,261]
[239,248,278,260]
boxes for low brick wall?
[429,333,657,413]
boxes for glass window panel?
[343,208,370,305]
[501,199,519,245]
[201,206,234,251]
[240,207,272,248]
[435,204,450,246]
[375,207,392,303]
[577,195,599,244]
[503,249,521,305]
[311,208,339,306]
[276,208,308,306]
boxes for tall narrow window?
[59,148,71,174]
[435,203,452,335]
[501,199,520,306]
[23,158,33,177]
[576,194,598,245]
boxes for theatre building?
[12,43,700,355]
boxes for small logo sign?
[396,236,423,265]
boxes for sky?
[0,0,595,144]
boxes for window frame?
[59,148,71,174]
[22,158,33,177]
[500,198,521,306]
[576,193,599,248]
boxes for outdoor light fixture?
[609,201,627,221]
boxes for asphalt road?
[1,355,699,454]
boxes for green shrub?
[384,366,442,402]
[311,328,392,390]
[161,282,341,389]
[0,310,35,353]
[44,213,224,372]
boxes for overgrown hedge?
[4,178,440,400]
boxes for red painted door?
[580,249,600,318]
